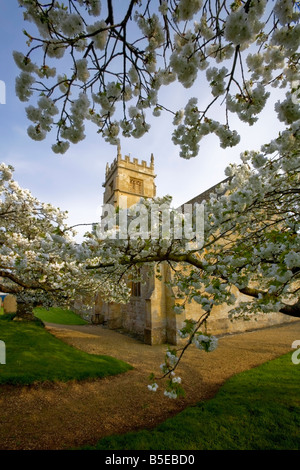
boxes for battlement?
[103,144,156,207]
[105,145,154,182]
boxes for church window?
[129,267,142,297]
[130,177,143,195]
[131,280,141,297]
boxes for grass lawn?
[82,352,300,450]
[0,316,132,385]
[0,306,88,325]
[33,307,88,325]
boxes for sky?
[0,1,286,240]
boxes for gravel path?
[0,320,299,450]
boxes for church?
[73,146,296,344]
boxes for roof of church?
[180,177,230,209]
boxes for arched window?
[130,177,143,195]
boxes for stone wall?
[177,284,298,341]
[73,262,298,346]
[3,295,17,314]
[72,295,95,322]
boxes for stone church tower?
[90,145,177,345]
[103,144,156,208]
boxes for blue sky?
[0,1,286,239]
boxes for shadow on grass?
[0,316,132,386]
[80,352,300,450]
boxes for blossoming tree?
[0,163,129,320]
[14,0,300,155]
[11,0,300,395]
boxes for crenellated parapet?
[105,144,155,182]
[103,144,156,207]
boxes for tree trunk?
[14,302,35,322]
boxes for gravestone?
[0,340,6,364]
[3,295,17,314]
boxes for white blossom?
[176,0,203,21]
[164,390,178,399]
[275,93,300,124]
[15,72,35,102]
[76,58,90,83]
[172,376,182,384]
[274,0,300,25]
[43,42,66,59]
[27,125,47,141]
[87,20,108,50]
[13,51,37,73]
[193,334,218,352]
[51,141,70,154]
[148,383,159,392]
[61,13,84,37]
[158,1,168,16]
